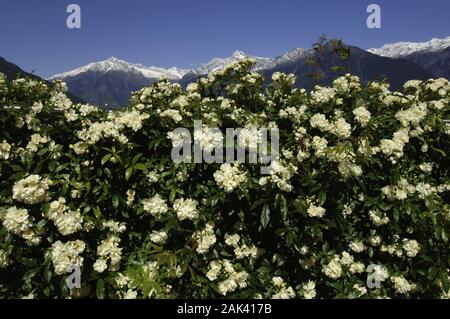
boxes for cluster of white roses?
[0,249,10,268]
[279,105,307,123]
[0,140,12,160]
[45,197,83,236]
[390,276,413,294]
[258,157,298,192]
[322,252,366,280]
[74,108,149,146]
[192,223,217,254]
[380,236,420,258]
[0,206,41,246]
[368,210,390,226]
[77,121,127,145]
[12,174,50,205]
[309,113,352,139]
[224,233,259,260]
[307,203,326,218]
[353,106,372,126]
[149,230,168,245]
[25,133,50,153]
[206,260,249,296]
[93,235,123,273]
[311,86,337,105]
[271,276,296,299]
[382,178,449,201]
[102,220,127,233]
[173,198,198,221]
[142,194,169,218]
[301,281,317,299]
[332,74,362,93]
[194,126,224,152]
[0,62,449,299]
[49,240,85,275]
[213,163,247,193]
[114,273,138,299]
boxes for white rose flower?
[173,198,198,221]
[142,194,168,218]
[307,204,326,218]
[213,163,247,193]
[323,258,342,279]
[12,175,50,205]
[93,259,108,273]
[149,230,168,245]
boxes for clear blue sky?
[1,0,449,78]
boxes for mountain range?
[368,36,450,79]
[2,36,449,108]
[0,57,84,104]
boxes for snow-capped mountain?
[177,49,311,87]
[260,44,432,91]
[368,36,450,58]
[193,50,273,75]
[49,56,190,81]
[50,52,277,107]
[46,36,448,107]
[48,57,193,107]
[368,36,450,79]
[191,49,312,75]
[267,48,312,68]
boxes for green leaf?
[250,198,266,210]
[440,272,450,293]
[318,192,326,206]
[125,167,133,181]
[93,207,102,219]
[104,167,112,178]
[48,161,58,172]
[44,265,52,283]
[96,279,105,299]
[37,148,48,156]
[392,208,400,222]
[112,195,120,209]
[441,229,448,244]
[101,154,112,165]
[428,267,438,280]
[431,146,446,157]
[131,153,143,166]
[83,205,91,215]
[280,195,288,222]
[169,187,177,202]
[134,163,147,172]
[56,163,69,172]
[261,204,270,229]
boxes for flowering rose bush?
[0,60,449,299]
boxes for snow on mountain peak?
[50,36,450,82]
[49,57,190,81]
[231,50,248,59]
[194,51,274,75]
[274,48,311,64]
[48,47,313,82]
[368,36,450,58]
[106,56,121,62]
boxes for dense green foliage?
[0,60,449,299]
